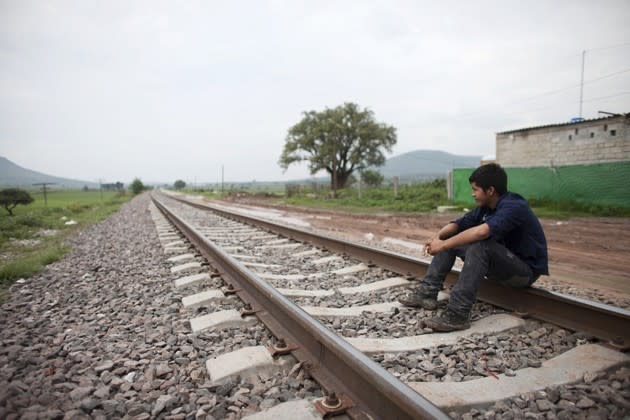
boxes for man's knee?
[465,239,493,258]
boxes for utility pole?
[221,165,224,194]
[579,49,586,119]
[33,182,56,207]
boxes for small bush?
[0,188,34,216]
[40,244,68,265]
[130,178,146,195]
[66,202,91,213]
[15,213,44,228]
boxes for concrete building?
[452,113,630,207]
[496,113,629,167]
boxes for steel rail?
[167,193,630,350]
[153,195,449,420]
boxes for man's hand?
[423,235,436,256]
[425,223,491,256]
[425,237,446,255]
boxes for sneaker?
[424,309,471,331]
[398,291,438,310]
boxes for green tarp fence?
[452,161,630,208]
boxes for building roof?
[496,112,629,135]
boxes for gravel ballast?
[162,196,630,419]
[0,194,322,419]
[10,192,620,419]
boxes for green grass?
[0,244,69,281]
[282,179,453,213]
[0,190,131,296]
[196,178,630,219]
[169,179,630,219]
[527,198,630,218]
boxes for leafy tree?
[102,182,124,191]
[279,102,396,196]
[0,188,34,216]
[174,180,186,190]
[360,169,384,187]
[130,178,145,195]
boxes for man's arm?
[426,223,490,255]
[437,222,459,240]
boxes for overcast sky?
[1,1,629,184]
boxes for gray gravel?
[373,322,596,383]
[316,302,504,339]
[451,365,630,419]
[534,277,630,310]
[0,194,323,419]
[157,195,630,419]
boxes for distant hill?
[0,156,99,188]
[370,150,481,182]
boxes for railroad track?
[150,192,630,419]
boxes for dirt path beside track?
[212,196,630,305]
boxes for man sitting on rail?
[400,163,548,331]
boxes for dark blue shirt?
[453,192,549,275]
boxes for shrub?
[66,202,91,213]
[0,188,34,216]
[360,170,384,187]
[130,178,145,195]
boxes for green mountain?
[0,156,98,188]
[371,150,481,182]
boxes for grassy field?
[282,179,451,213]
[0,189,131,299]
[178,178,630,218]
[526,198,630,218]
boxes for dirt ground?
[214,196,630,303]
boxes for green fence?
[452,161,630,208]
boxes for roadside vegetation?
[170,178,630,219]
[0,189,131,300]
[130,178,148,195]
[526,198,630,218]
[283,179,450,213]
[279,102,396,197]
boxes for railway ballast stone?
[0,194,275,419]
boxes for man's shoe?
[399,292,438,310]
[424,309,471,331]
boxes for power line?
[492,92,630,120]
[585,42,630,53]
[583,92,630,103]
[459,67,630,119]
[577,42,630,116]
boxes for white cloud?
[1,0,629,183]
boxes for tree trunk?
[337,172,350,189]
[328,171,352,198]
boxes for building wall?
[496,117,629,167]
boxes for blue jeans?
[420,239,538,317]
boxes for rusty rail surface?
[167,193,630,350]
[153,196,449,420]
